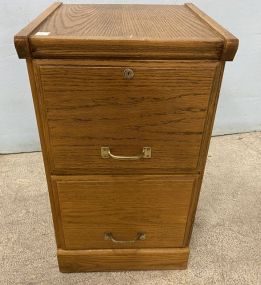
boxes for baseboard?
[57,247,189,272]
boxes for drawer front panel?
[52,175,197,249]
[37,61,219,173]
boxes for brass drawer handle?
[101,146,151,160]
[104,232,146,244]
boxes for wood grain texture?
[57,247,189,272]
[16,3,238,272]
[185,3,239,61]
[27,57,226,271]
[35,4,221,39]
[34,60,219,174]
[15,3,237,60]
[184,62,226,245]
[52,175,197,250]
[29,38,224,60]
[14,2,62,58]
[26,59,64,248]
[185,3,239,60]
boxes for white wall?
[1,0,260,153]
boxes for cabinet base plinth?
[57,247,189,272]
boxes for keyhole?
[123,68,134,80]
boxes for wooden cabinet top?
[14,2,238,60]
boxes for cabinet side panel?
[26,59,65,248]
[184,61,225,245]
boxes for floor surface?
[0,132,260,285]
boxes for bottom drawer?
[52,175,197,250]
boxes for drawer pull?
[101,146,151,160]
[104,232,146,244]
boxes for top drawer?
[34,60,220,174]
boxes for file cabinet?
[15,2,238,272]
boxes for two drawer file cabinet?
[15,3,238,272]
